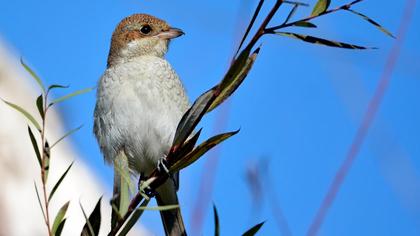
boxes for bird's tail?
[156,179,187,236]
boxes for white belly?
[94,56,189,174]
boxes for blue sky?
[1,0,419,235]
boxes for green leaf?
[52,201,70,235]
[20,58,46,94]
[36,94,44,119]
[80,197,102,236]
[213,204,220,236]
[276,32,374,49]
[48,84,69,92]
[172,128,202,162]
[118,199,150,236]
[171,130,239,172]
[28,126,42,167]
[172,89,215,150]
[50,125,83,149]
[49,162,74,201]
[207,47,259,113]
[55,219,67,236]
[1,99,41,131]
[34,181,46,221]
[293,21,317,28]
[136,204,179,211]
[49,87,94,106]
[346,9,395,38]
[311,0,331,16]
[113,151,132,217]
[242,221,265,236]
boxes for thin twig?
[265,0,364,33]
[306,0,415,235]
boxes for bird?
[93,13,189,235]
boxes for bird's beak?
[157,27,185,40]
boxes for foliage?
[1,0,393,235]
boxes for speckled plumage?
[93,13,188,235]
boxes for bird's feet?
[138,172,157,200]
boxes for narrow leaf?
[208,47,259,113]
[50,87,94,106]
[172,128,202,161]
[118,199,150,236]
[28,126,42,167]
[34,181,47,222]
[213,204,220,236]
[113,151,132,217]
[137,204,179,211]
[2,99,41,131]
[293,21,317,28]
[55,219,67,236]
[50,125,83,149]
[52,201,70,235]
[346,9,395,38]
[172,89,215,149]
[48,84,69,92]
[311,0,331,16]
[20,58,46,94]
[36,95,44,119]
[276,32,374,49]
[80,197,102,236]
[242,221,265,236]
[171,130,239,172]
[49,162,74,201]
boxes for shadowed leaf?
[276,32,373,49]
[213,204,220,236]
[242,221,265,236]
[171,130,239,172]
[118,199,150,236]
[293,21,317,28]
[48,84,69,92]
[50,125,83,149]
[346,9,395,38]
[81,197,102,236]
[49,87,93,106]
[52,201,70,235]
[34,181,46,221]
[36,95,44,119]
[55,219,66,236]
[172,89,215,150]
[20,58,46,94]
[172,128,202,161]
[28,126,42,167]
[208,48,259,113]
[49,162,73,201]
[311,0,331,16]
[2,99,41,131]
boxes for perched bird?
[93,13,189,235]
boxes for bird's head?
[107,13,184,67]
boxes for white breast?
[94,56,189,174]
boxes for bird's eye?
[140,25,152,34]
